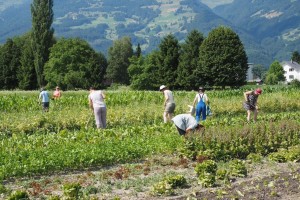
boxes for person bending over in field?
[88,87,107,129]
[159,85,176,123]
[172,113,204,136]
[243,88,262,122]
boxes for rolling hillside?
[1,0,299,66]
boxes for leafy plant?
[8,190,29,200]
[62,182,82,199]
[228,159,247,177]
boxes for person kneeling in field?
[172,106,204,136]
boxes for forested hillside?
[0,0,299,67]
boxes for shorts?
[42,102,49,110]
[243,101,255,111]
[165,102,175,113]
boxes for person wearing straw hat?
[159,85,176,123]
[243,88,262,122]
[88,87,107,129]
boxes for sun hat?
[255,88,262,94]
[159,85,167,91]
[187,105,195,115]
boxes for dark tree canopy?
[157,34,180,89]
[0,39,21,89]
[44,38,107,90]
[177,29,204,90]
[31,0,54,87]
[291,51,300,63]
[106,36,133,85]
[198,26,248,88]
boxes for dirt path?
[2,156,300,200]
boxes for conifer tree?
[31,0,54,87]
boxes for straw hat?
[159,85,167,91]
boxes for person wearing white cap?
[159,85,176,123]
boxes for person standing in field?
[39,87,50,112]
[159,85,176,123]
[243,88,262,122]
[193,87,209,123]
[52,86,62,100]
[88,87,107,129]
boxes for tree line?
[1,0,297,91]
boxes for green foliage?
[0,184,7,194]
[246,153,262,163]
[195,160,217,176]
[265,60,286,85]
[0,38,21,89]
[151,180,174,196]
[128,51,161,90]
[195,160,217,187]
[198,26,248,87]
[62,182,82,199]
[106,36,133,85]
[8,190,29,200]
[44,38,107,90]
[151,174,187,196]
[157,34,180,88]
[177,30,204,90]
[163,175,187,188]
[228,159,247,177]
[290,79,300,88]
[17,34,37,90]
[31,0,54,87]
[291,51,300,63]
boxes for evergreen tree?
[106,36,133,85]
[128,51,160,90]
[0,39,21,89]
[31,0,54,87]
[17,34,37,90]
[177,30,204,90]
[265,60,285,85]
[198,26,248,88]
[291,51,300,63]
[44,38,107,90]
[157,34,180,88]
[135,43,142,57]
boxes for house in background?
[247,63,263,84]
[281,60,300,83]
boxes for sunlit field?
[0,86,300,199]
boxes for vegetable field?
[1,86,300,200]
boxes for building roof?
[281,61,300,69]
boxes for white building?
[281,61,300,83]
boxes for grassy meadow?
[0,86,300,199]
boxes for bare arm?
[244,91,252,101]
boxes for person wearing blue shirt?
[39,88,50,112]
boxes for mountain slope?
[0,0,277,66]
[213,0,300,63]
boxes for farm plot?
[0,87,300,199]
